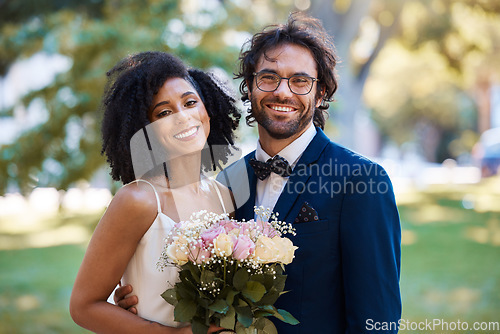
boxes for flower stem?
[223,257,227,284]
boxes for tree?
[0,0,295,194]
[309,0,406,153]
[364,0,500,162]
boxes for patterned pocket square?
[294,201,320,223]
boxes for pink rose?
[201,225,226,246]
[232,235,255,261]
[220,220,239,233]
[257,219,278,238]
[188,241,212,264]
[235,222,250,237]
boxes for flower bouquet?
[157,206,299,334]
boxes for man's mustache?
[262,97,301,108]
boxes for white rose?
[272,236,298,265]
[253,236,278,263]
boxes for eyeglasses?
[253,71,318,95]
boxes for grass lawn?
[0,178,499,333]
[0,245,90,334]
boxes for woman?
[70,51,240,333]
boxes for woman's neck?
[163,152,203,189]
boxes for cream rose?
[213,233,234,257]
[253,236,278,263]
[272,236,298,265]
[166,236,189,265]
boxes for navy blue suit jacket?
[219,128,401,333]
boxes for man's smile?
[267,104,298,113]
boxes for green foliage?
[0,0,295,194]
[365,0,500,161]
[162,261,298,334]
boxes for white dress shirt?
[254,124,317,219]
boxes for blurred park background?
[1,0,499,333]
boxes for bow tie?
[249,155,292,180]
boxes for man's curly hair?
[100,51,241,184]
[235,12,338,130]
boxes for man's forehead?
[255,43,317,74]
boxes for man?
[117,12,401,333]
[222,12,401,333]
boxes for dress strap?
[210,179,227,215]
[129,179,162,214]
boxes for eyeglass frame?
[252,71,319,95]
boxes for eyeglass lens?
[255,72,314,95]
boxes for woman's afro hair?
[100,51,241,184]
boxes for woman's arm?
[69,184,189,334]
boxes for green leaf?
[160,288,178,306]
[219,286,232,299]
[235,322,250,334]
[253,309,274,318]
[191,318,209,334]
[273,264,284,275]
[249,273,265,285]
[200,269,215,285]
[199,297,211,308]
[208,299,229,314]
[180,268,198,289]
[254,317,278,333]
[235,306,253,328]
[187,263,201,283]
[235,324,258,334]
[236,296,248,306]
[233,268,249,291]
[261,318,279,334]
[226,289,239,305]
[220,305,236,330]
[254,317,266,330]
[276,309,299,325]
[176,282,197,301]
[257,304,274,312]
[242,281,266,302]
[273,274,287,293]
[256,289,280,305]
[174,299,197,322]
[263,275,276,291]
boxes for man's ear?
[315,87,326,108]
[246,79,252,99]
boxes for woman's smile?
[173,125,200,140]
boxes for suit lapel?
[272,128,330,221]
[237,152,258,221]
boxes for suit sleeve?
[339,163,402,333]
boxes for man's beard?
[250,96,314,140]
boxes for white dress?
[119,178,226,327]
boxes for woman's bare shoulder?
[106,181,159,222]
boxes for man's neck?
[257,123,313,157]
